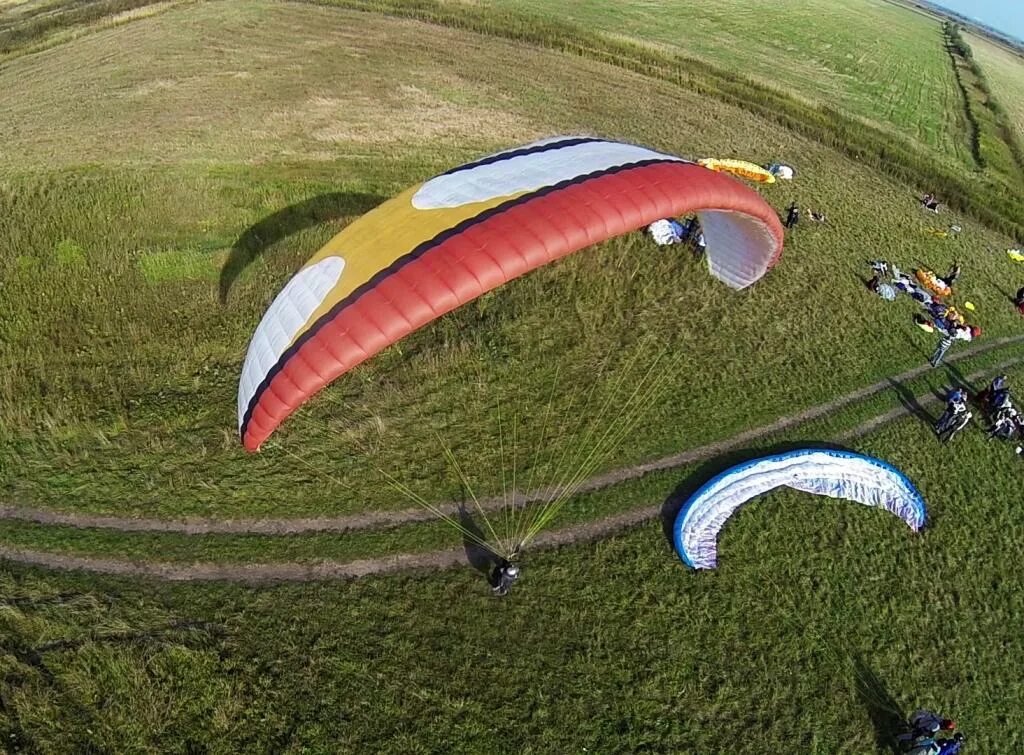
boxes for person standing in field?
[929,325,978,368]
[491,560,520,597]
[940,261,961,289]
[929,331,954,368]
[784,202,800,229]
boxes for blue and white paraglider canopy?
[673,449,928,569]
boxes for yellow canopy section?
[698,158,776,184]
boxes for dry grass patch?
[0,1,550,167]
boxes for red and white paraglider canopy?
[238,136,784,451]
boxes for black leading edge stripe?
[240,158,682,439]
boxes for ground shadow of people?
[219,191,385,303]
[658,440,847,551]
[458,503,504,582]
[887,376,936,426]
[895,327,931,360]
[851,653,905,753]
[940,359,978,395]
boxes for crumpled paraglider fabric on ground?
[648,218,686,245]
[673,449,927,569]
[238,136,785,451]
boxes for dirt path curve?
[2,349,1021,583]
[3,335,1022,536]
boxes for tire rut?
[1,348,1021,583]
[2,335,1022,536]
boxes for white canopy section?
[699,209,779,289]
[673,449,928,569]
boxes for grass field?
[3,2,1023,527]
[3,390,1024,751]
[938,24,1024,190]
[3,0,1024,751]
[466,0,973,163]
[1,350,1022,570]
[967,32,1024,143]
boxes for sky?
[928,0,1024,42]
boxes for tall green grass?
[2,391,1024,751]
[1,353,1020,568]
[0,3,1023,750]
[967,31,1024,148]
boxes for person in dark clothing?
[940,261,961,288]
[898,711,958,752]
[678,216,695,243]
[491,560,520,596]
[1016,286,1024,305]
[934,387,969,437]
[784,202,800,228]
[907,710,956,739]
[936,732,966,754]
[977,374,1008,414]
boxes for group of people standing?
[935,374,1021,443]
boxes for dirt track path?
[2,342,1021,583]
[2,335,1022,537]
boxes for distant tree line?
[944,21,1024,180]
[943,22,986,168]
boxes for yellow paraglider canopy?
[698,158,776,184]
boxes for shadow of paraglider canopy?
[219,191,385,303]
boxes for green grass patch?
[137,246,226,284]
[0,0,177,60]
[3,151,1021,522]
[1,388,1023,750]
[323,0,1024,239]
[1,1,1022,529]
[3,1,1024,751]
[53,238,85,266]
[968,32,1024,145]
[943,22,1024,184]
[456,0,970,162]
